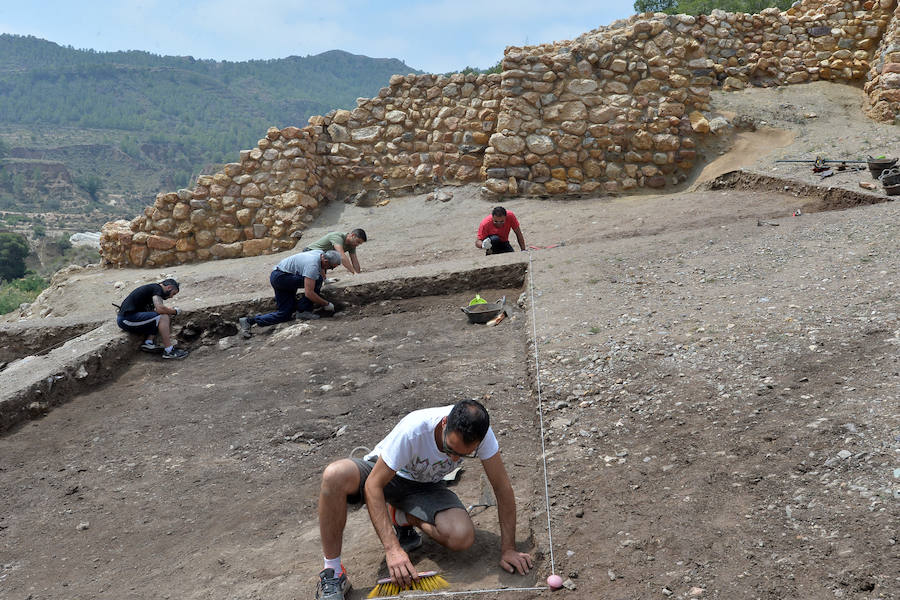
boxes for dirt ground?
[1,83,898,599]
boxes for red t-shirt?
[477,211,520,242]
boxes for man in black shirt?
[116,278,188,359]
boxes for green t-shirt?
[307,232,355,255]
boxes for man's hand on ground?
[499,549,533,575]
[323,302,335,312]
[174,307,181,315]
[385,547,416,587]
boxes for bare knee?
[434,515,475,551]
[444,524,475,551]
[320,459,359,497]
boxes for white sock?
[165,345,174,353]
[145,338,154,344]
[324,556,342,574]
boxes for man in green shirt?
[304,228,367,275]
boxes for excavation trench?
[0,262,528,436]
[0,270,540,599]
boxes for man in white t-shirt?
[313,399,533,600]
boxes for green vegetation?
[39,242,99,275]
[0,34,423,220]
[76,174,103,201]
[0,232,29,281]
[0,273,47,314]
[457,61,502,76]
[0,35,419,167]
[0,231,101,315]
[633,0,792,14]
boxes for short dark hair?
[160,278,179,291]
[350,228,367,242]
[491,206,507,218]
[446,399,490,445]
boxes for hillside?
[0,34,420,233]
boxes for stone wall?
[865,1,900,118]
[102,125,330,268]
[486,0,896,195]
[100,0,899,268]
[312,72,505,193]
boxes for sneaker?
[238,316,252,338]
[162,347,189,360]
[390,506,422,552]
[139,340,162,352]
[296,311,320,320]
[394,524,423,552]
[316,567,351,600]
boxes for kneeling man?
[314,399,533,600]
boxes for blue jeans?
[252,269,322,326]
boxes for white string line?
[527,250,556,576]
[371,269,559,596]
[372,585,549,599]
[361,259,558,599]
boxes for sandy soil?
[1,83,898,599]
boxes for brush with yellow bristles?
[367,570,450,598]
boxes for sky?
[0,1,639,73]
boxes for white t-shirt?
[365,405,499,483]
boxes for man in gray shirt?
[240,249,341,335]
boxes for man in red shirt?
[475,206,526,255]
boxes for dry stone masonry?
[100,0,900,268]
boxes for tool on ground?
[367,571,450,598]
[466,474,497,515]
[776,156,867,174]
[528,241,566,250]
[485,296,508,327]
[442,466,463,483]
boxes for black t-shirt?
[119,283,164,315]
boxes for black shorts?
[350,458,465,525]
[117,312,161,335]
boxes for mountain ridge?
[0,33,421,231]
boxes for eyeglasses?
[442,430,480,459]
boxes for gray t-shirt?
[274,250,323,279]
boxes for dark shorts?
[485,235,514,255]
[117,312,161,335]
[349,458,465,525]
